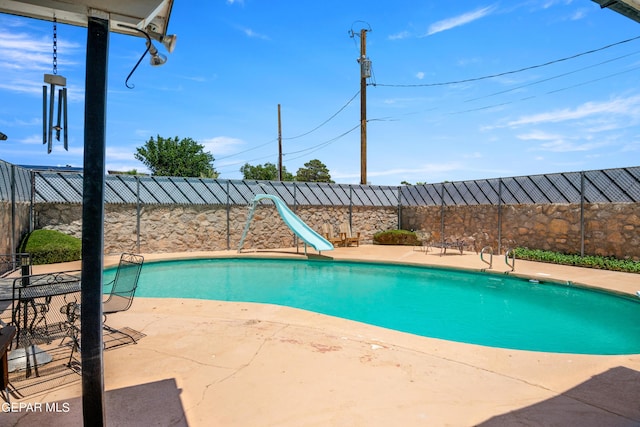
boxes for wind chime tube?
[47,83,55,153]
[42,86,47,145]
[63,88,68,150]
[55,89,63,141]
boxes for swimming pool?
[109,258,640,355]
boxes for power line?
[215,152,279,173]
[446,63,640,115]
[215,138,277,161]
[464,50,640,103]
[216,123,361,173]
[216,90,359,164]
[284,124,361,161]
[372,34,640,88]
[283,91,360,140]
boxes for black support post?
[81,16,109,426]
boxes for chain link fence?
[2,160,639,257]
[2,160,638,207]
[17,166,640,207]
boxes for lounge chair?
[321,223,344,247]
[62,252,144,362]
[339,222,361,247]
[102,253,144,342]
[428,238,465,256]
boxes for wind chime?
[43,17,68,154]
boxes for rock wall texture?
[0,202,31,254]
[21,201,639,260]
[401,202,640,260]
[34,203,398,255]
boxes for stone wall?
[29,201,640,260]
[401,202,640,260]
[0,201,31,254]
[35,203,398,254]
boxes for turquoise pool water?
[108,258,640,355]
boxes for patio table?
[9,272,81,375]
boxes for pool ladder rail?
[505,248,516,272]
[480,246,516,272]
[480,246,493,270]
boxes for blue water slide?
[238,194,334,253]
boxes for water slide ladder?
[238,199,259,253]
[237,194,333,254]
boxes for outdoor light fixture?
[147,29,177,53]
[118,23,177,88]
[146,41,167,66]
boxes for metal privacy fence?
[0,161,32,203]
[400,167,640,206]
[2,160,640,206]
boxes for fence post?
[580,171,585,257]
[226,180,230,250]
[293,182,297,212]
[10,165,15,253]
[136,176,141,253]
[498,179,503,254]
[30,171,35,234]
[397,186,402,230]
[349,185,353,227]
[439,184,445,243]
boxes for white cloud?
[518,130,611,153]
[201,136,244,156]
[0,33,51,71]
[570,8,588,21]
[388,31,410,41]
[534,139,606,153]
[106,146,137,161]
[135,129,153,138]
[333,162,463,180]
[0,32,81,72]
[517,130,564,141]
[240,27,270,40]
[416,71,425,80]
[501,95,640,128]
[426,6,496,36]
[463,152,483,159]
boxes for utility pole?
[278,104,283,181]
[356,28,371,185]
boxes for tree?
[240,162,294,181]
[295,159,333,183]
[135,135,218,178]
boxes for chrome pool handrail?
[480,246,493,270]
[505,248,516,272]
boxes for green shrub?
[513,247,640,274]
[18,229,82,265]
[373,229,420,246]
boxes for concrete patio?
[3,245,640,426]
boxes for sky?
[1,0,640,186]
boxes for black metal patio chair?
[102,253,145,321]
[62,253,144,363]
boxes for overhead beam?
[592,0,640,23]
[0,0,175,37]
